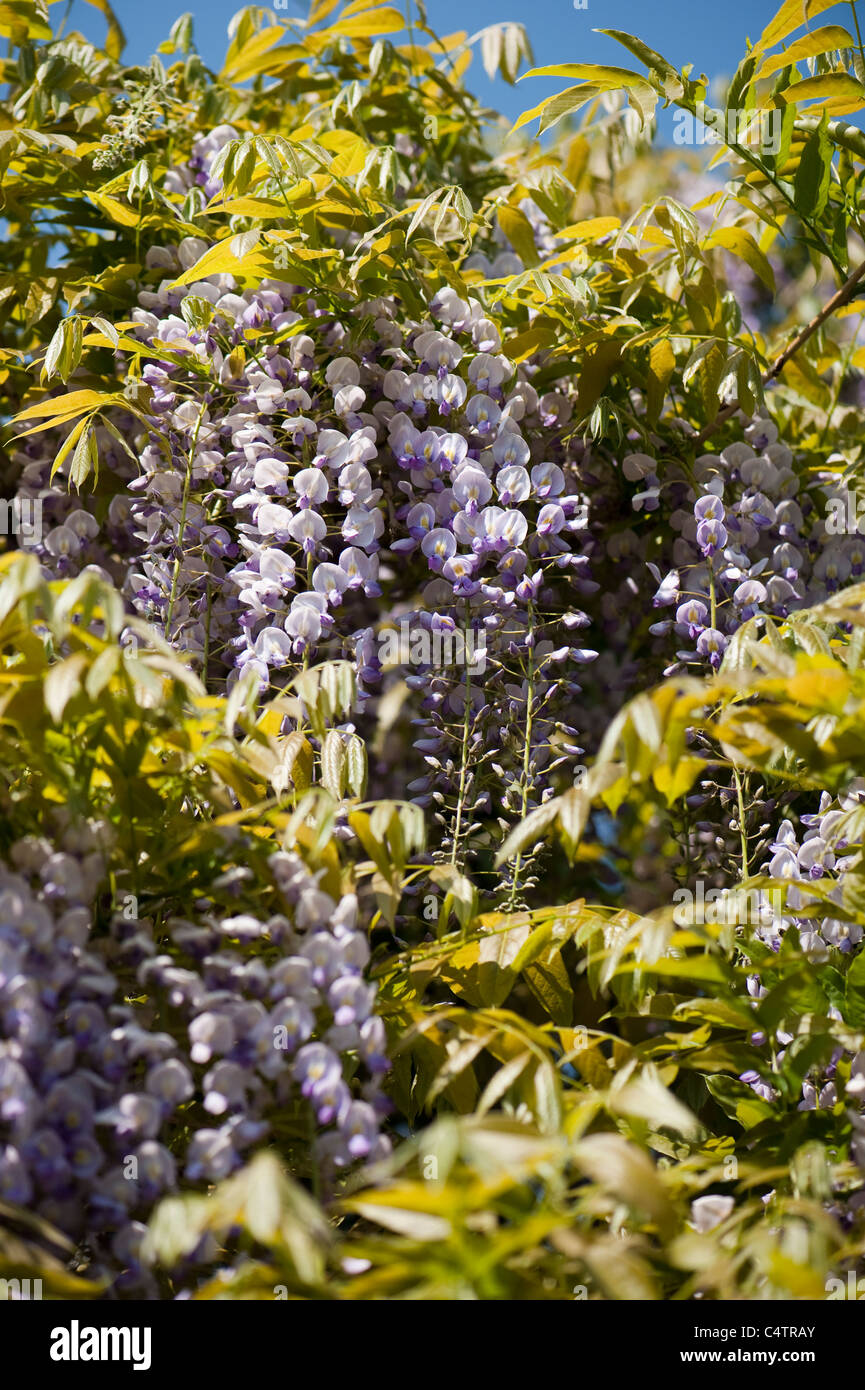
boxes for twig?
[689,252,865,450]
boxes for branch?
[690,253,865,450]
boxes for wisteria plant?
[5,0,865,1302]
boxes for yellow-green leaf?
[15,389,111,423]
[44,654,88,724]
[83,0,125,58]
[497,205,540,267]
[780,72,865,117]
[755,0,842,54]
[755,25,855,81]
[319,6,404,39]
[706,226,775,291]
[646,337,675,425]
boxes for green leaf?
[327,6,405,37]
[737,353,763,416]
[477,1053,532,1113]
[755,25,855,81]
[439,916,531,1007]
[517,66,657,130]
[44,654,88,723]
[346,1202,451,1241]
[89,315,119,347]
[574,1133,676,1236]
[755,0,845,55]
[646,338,675,425]
[758,972,828,1031]
[775,99,797,170]
[707,226,776,291]
[320,730,347,799]
[15,388,111,423]
[611,1071,700,1138]
[345,735,367,798]
[42,319,76,383]
[494,797,560,866]
[405,187,446,245]
[706,1075,775,1129]
[85,647,120,700]
[661,196,700,243]
[781,72,865,117]
[82,0,125,58]
[596,30,682,91]
[794,111,833,218]
[497,204,540,266]
[428,864,477,932]
[525,953,573,1025]
[533,1059,562,1132]
[522,62,652,84]
[68,421,97,491]
[0,1,52,41]
[727,49,759,110]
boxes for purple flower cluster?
[11,110,865,1289]
[733,781,864,1116]
[145,848,391,1183]
[0,813,389,1290]
[12,145,601,868]
[592,416,857,684]
[757,785,862,957]
[163,124,240,205]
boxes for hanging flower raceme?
[0,811,390,1295]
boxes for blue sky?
[57,0,825,123]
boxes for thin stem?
[691,252,865,448]
[851,2,865,77]
[164,400,207,638]
[733,765,750,884]
[203,579,212,688]
[506,598,536,912]
[56,0,74,41]
[449,601,474,870]
[135,184,144,265]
